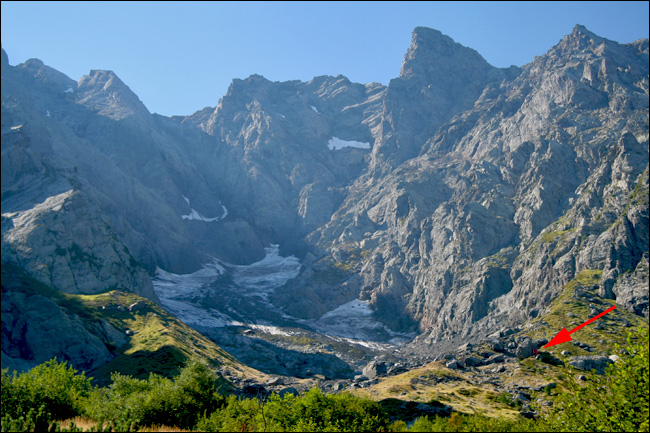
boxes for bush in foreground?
[540,327,649,432]
[1,358,91,431]
[83,359,223,430]
[195,388,390,432]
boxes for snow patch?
[181,195,228,222]
[64,87,74,93]
[249,324,293,337]
[327,137,370,150]
[232,244,301,296]
[310,105,320,114]
[182,209,222,222]
[153,245,301,328]
[153,262,233,328]
[154,262,225,290]
[303,299,415,344]
[320,299,373,319]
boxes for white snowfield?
[154,261,231,328]
[232,244,301,293]
[153,243,413,346]
[153,244,300,328]
[327,137,370,150]
[181,195,228,222]
[310,105,320,114]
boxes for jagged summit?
[76,69,151,121]
[400,26,493,78]
[368,26,513,173]
[570,23,610,45]
[547,23,649,64]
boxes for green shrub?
[1,358,91,428]
[540,327,649,432]
[196,388,391,432]
[406,412,541,432]
[82,359,223,430]
[0,406,51,432]
[195,394,264,432]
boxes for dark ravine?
[1,25,648,382]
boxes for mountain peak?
[76,69,150,120]
[1,46,8,67]
[551,24,610,57]
[572,24,601,40]
[400,26,492,79]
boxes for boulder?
[463,356,483,367]
[243,384,267,396]
[489,340,504,353]
[278,387,299,398]
[484,353,505,364]
[532,382,556,392]
[362,360,389,379]
[387,364,408,376]
[445,359,461,370]
[266,377,284,386]
[515,337,535,359]
[127,301,147,313]
[567,355,614,375]
[608,354,622,363]
[533,338,548,349]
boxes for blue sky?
[2,1,648,116]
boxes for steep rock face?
[1,290,113,373]
[181,74,386,247]
[1,46,388,312]
[1,266,114,373]
[75,69,152,123]
[2,188,157,299]
[308,25,649,353]
[370,27,520,174]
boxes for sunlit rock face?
[307,25,648,355]
[1,24,648,374]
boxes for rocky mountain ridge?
[1,25,648,378]
[303,24,649,355]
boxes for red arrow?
[543,305,616,349]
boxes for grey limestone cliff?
[305,26,649,355]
